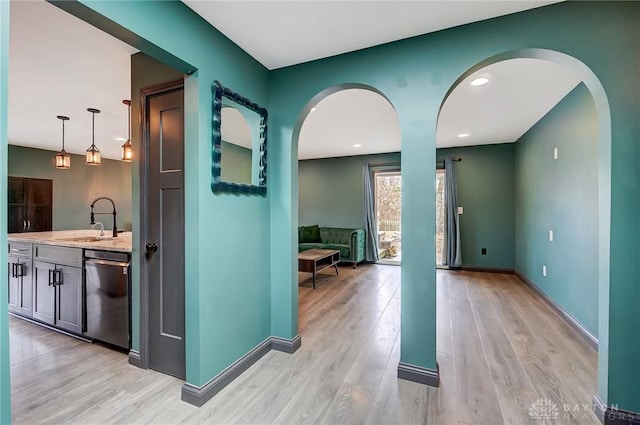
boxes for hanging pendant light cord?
[128,103,131,140]
[92,111,95,147]
[61,119,65,151]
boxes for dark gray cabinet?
[33,261,55,325]
[8,256,32,317]
[8,241,33,318]
[54,265,82,334]
[32,245,83,334]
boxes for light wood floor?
[9,266,599,424]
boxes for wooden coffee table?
[298,249,340,289]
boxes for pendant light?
[55,115,71,169]
[86,108,101,165]
[121,100,132,162]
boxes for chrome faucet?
[92,221,105,237]
[90,197,118,238]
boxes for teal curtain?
[363,163,379,262]
[443,158,462,268]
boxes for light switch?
[543,265,547,277]
[457,206,464,215]
[549,230,554,242]
[553,147,558,160]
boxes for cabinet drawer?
[34,244,82,267]
[8,242,32,259]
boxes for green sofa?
[298,225,366,268]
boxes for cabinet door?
[7,257,20,314]
[17,260,33,317]
[55,265,82,334]
[8,177,26,204]
[8,177,26,233]
[32,261,55,325]
[26,179,52,232]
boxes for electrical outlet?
[543,265,547,277]
[457,206,464,215]
[481,248,487,255]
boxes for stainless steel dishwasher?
[84,250,130,349]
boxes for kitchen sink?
[57,236,104,242]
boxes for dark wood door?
[8,177,26,233]
[8,177,52,233]
[146,85,185,379]
[26,179,52,232]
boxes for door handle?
[48,269,53,286]
[54,269,63,286]
[145,242,158,259]
[11,263,16,278]
[15,263,25,278]
[23,220,26,230]
[27,220,31,230]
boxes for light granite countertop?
[8,229,132,253]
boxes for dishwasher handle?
[85,259,130,268]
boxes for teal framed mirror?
[211,80,267,195]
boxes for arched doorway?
[436,48,611,413]
[292,84,401,326]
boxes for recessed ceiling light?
[470,77,490,86]
[115,137,127,142]
[458,133,470,138]
[353,144,362,148]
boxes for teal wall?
[0,2,11,423]
[7,145,132,231]
[436,144,515,270]
[57,1,272,389]
[515,83,599,337]
[267,1,638,411]
[220,141,252,184]
[298,153,400,229]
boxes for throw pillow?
[300,225,322,243]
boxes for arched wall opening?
[290,82,401,323]
[436,48,611,402]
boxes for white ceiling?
[7,0,576,162]
[9,0,136,161]
[437,58,581,148]
[298,58,581,159]
[299,89,400,160]
[183,1,562,70]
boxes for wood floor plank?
[490,274,598,408]
[506,274,598,372]
[366,333,431,425]
[448,273,506,425]
[483,279,599,425]
[427,351,459,425]
[464,275,539,425]
[437,273,454,355]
